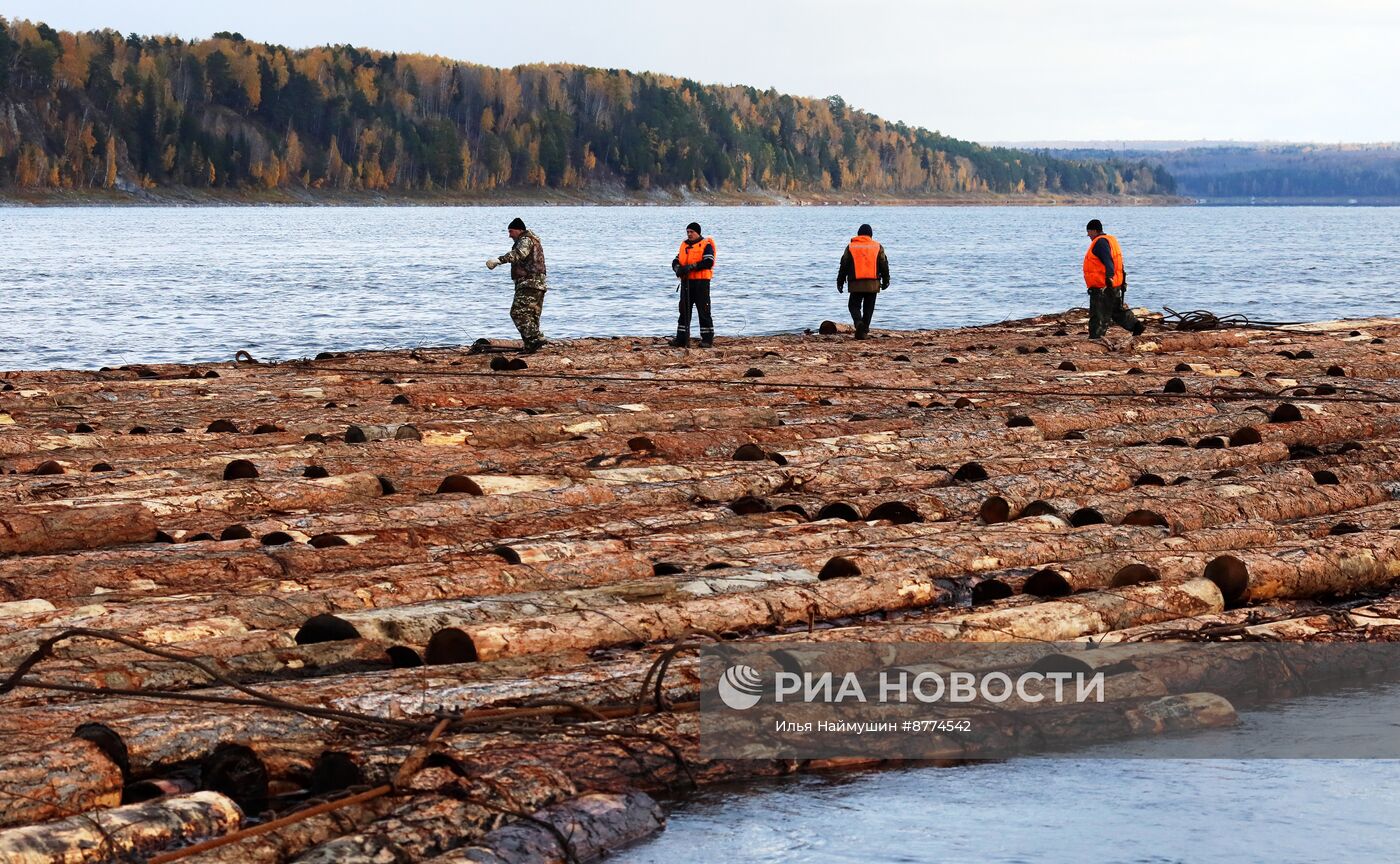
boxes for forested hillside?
[0,18,1175,199]
[1045,143,1400,201]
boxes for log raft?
[4,310,1400,861]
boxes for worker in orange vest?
[836,224,890,339]
[670,222,716,348]
[1083,219,1144,341]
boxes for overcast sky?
[5,0,1396,144]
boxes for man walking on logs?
[486,217,549,352]
[837,223,890,339]
[1083,218,1144,343]
[670,222,716,348]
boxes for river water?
[616,684,1400,864]
[3,205,1399,370]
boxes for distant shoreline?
[0,187,1189,208]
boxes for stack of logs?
[4,310,1400,862]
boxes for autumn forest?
[0,18,1177,200]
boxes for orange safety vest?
[1083,233,1125,289]
[677,237,716,281]
[847,235,882,280]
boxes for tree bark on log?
[1204,530,1400,604]
[784,579,1224,644]
[0,501,158,556]
[289,755,581,864]
[421,790,664,864]
[456,570,950,661]
[0,737,125,829]
[178,796,397,864]
[0,791,242,864]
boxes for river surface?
[3,205,1400,370]
[615,683,1400,864]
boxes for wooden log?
[454,568,950,661]
[2,639,397,704]
[290,755,580,863]
[0,737,125,829]
[0,791,242,864]
[0,540,435,603]
[0,501,158,555]
[422,790,664,864]
[178,795,397,864]
[784,579,1224,643]
[1009,522,1294,597]
[1204,530,1400,604]
[1060,478,1396,533]
[1136,330,1250,353]
[300,569,822,648]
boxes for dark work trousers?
[848,291,877,333]
[1087,286,1140,338]
[677,279,714,342]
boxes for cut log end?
[1229,426,1263,446]
[310,752,364,795]
[202,743,270,816]
[1069,507,1107,527]
[1024,568,1073,598]
[979,495,1012,524]
[818,556,862,581]
[491,545,523,564]
[223,459,259,480]
[1017,500,1060,519]
[970,578,1014,605]
[426,627,481,665]
[816,501,862,522]
[1121,509,1169,528]
[437,475,485,495]
[386,645,423,668]
[1111,564,1161,588]
[866,501,922,525]
[730,495,775,515]
[731,443,768,461]
[296,614,362,645]
[953,461,989,483]
[1204,555,1250,605]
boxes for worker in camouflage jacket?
[487,217,548,352]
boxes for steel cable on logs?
[1162,307,1348,335]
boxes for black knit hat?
[508,217,527,231]
[857,224,873,237]
[686,222,702,234]
[1086,219,1103,232]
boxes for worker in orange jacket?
[670,222,716,348]
[836,224,890,339]
[1083,219,1144,340]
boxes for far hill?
[0,18,1175,203]
[1019,141,1400,204]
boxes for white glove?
[486,258,499,270]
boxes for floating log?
[0,791,242,864]
[421,790,665,864]
[456,569,949,661]
[0,501,158,555]
[0,738,125,829]
[1204,530,1400,604]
